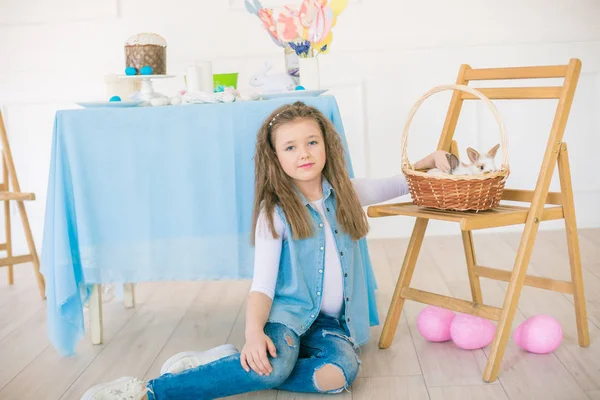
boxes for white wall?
[1,0,599,254]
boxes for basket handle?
[401,84,509,169]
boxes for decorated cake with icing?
[124,33,167,75]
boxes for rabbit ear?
[467,147,480,163]
[446,153,460,171]
[486,143,500,158]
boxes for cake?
[125,33,167,75]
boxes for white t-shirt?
[251,175,409,317]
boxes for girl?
[82,101,450,400]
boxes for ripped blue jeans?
[146,314,361,399]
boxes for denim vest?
[267,179,379,347]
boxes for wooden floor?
[1,229,599,400]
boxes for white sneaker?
[160,343,239,375]
[80,377,147,400]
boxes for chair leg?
[379,218,428,349]
[461,230,483,304]
[558,143,590,346]
[17,200,45,299]
[483,219,540,382]
[4,199,13,284]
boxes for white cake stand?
[118,74,176,101]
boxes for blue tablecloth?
[41,95,378,356]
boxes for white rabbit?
[250,62,296,93]
[428,144,500,176]
[464,144,500,174]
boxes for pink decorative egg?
[450,314,496,350]
[417,306,456,342]
[513,315,563,354]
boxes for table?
[41,96,378,356]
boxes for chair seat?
[0,191,35,201]
[367,202,564,230]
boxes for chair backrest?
[437,58,581,205]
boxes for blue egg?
[109,96,121,102]
[295,85,306,91]
[140,65,153,75]
[125,67,137,76]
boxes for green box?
[213,73,238,91]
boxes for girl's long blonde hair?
[251,101,368,244]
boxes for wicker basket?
[125,44,167,75]
[401,84,510,211]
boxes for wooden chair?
[368,58,589,382]
[0,110,45,299]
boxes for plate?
[117,74,176,80]
[260,89,328,100]
[75,100,144,108]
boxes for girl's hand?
[432,150,451,172]
[240,330,277,376]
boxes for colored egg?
[514,315,563,354]
[417,306,456,342]
[125,67,137,76]
[140,66,153,75]
[450,314,496,350]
